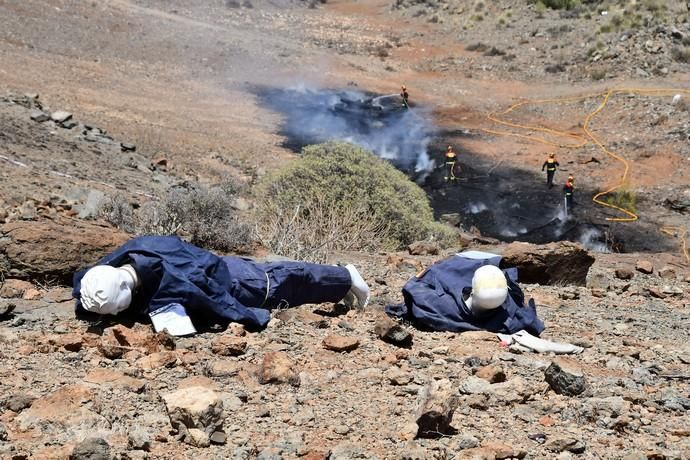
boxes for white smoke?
[258,86,435,175]
[578,227,611,253]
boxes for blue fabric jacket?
[72,236,272,328]
[386,252,545,335]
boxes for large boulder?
[499,241,594,286]
[0,219,129,284]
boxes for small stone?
[162,386,225,435]
[30,110,49,122]
[475,364,506,383]
[458,376,492,395]
[386,367,413,386]
[646,287,667,299]
[544,360,587,396]
[615,268,634,280]
[210,431,227,445]
[210,335,247,356]
[658,265,677,279]
[334,425,351,435]
[120,142,137,152]
[187,428,210,448]
[591,288,606,298]
[546,437,586,454]
[415,379,458,438]
[51,111,73,123]
[455,434,480,449]
[0,302,16,318]
[258,351,300,386]
[61,119,78,129]
[375,315,413,347]
[70,437,110,460]
[322,334,359,352]
[128,431,152,451]
[408,241,439,255]
[635,260,653,274]
[5,393,35,413]
[398,422,419,441]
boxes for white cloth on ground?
[497,330,584,354]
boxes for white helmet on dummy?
[466,264,508,312]
[80,264,139,315]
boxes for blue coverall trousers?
[222,257,353,310]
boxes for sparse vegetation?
[671,45,690,63]
[603,188,637,215]
[100,180,252,252]
[531,0,580,10]
[254,142,455,262]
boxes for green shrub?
[603,188,637,214]
[255,142,455,262]
[532,0,580,10]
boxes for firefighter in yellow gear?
[444,145,458,181]
[541,152,559,188]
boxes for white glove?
[344,264,370,309]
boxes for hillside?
[1,0,689,459]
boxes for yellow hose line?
[482,87,690,257]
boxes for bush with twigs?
[254,142,455,263]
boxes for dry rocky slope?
[1,0,690,459]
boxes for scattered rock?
[322,334,360,352]
[69,437,111,460]
[187,428,211,448]
[0,219,128,283]
[546,437,586,454]
[415,379,458,438]
[128,431,152,451]
[210,335,247,356]
[162,386,225,436]
[275,309,329,328]
[0,302,16,318]
[258,351,300,386]
[499,241,594,286]
[375,315,413,347]
[544,360,587,396]
[635,260,654,274]
[615,268,634,280]
[50,111,73,123]
[408,241,439,256]
[658,265,676,279]
[120,142,136,152]
[647,287,667,299]
[4,393,35,412]
[0,279,32,298]
[475,364,506,383]
[30,110,49,122]
[210,431,227,445]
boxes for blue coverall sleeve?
[149,261,271,329]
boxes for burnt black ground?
[256,86,677,253]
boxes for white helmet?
[467,265,508,311]
[80,265,138,315]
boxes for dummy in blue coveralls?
[386,251,545,335]
[73,236,353,329]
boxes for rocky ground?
[1,0,690,459]
[1,237,690,459]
